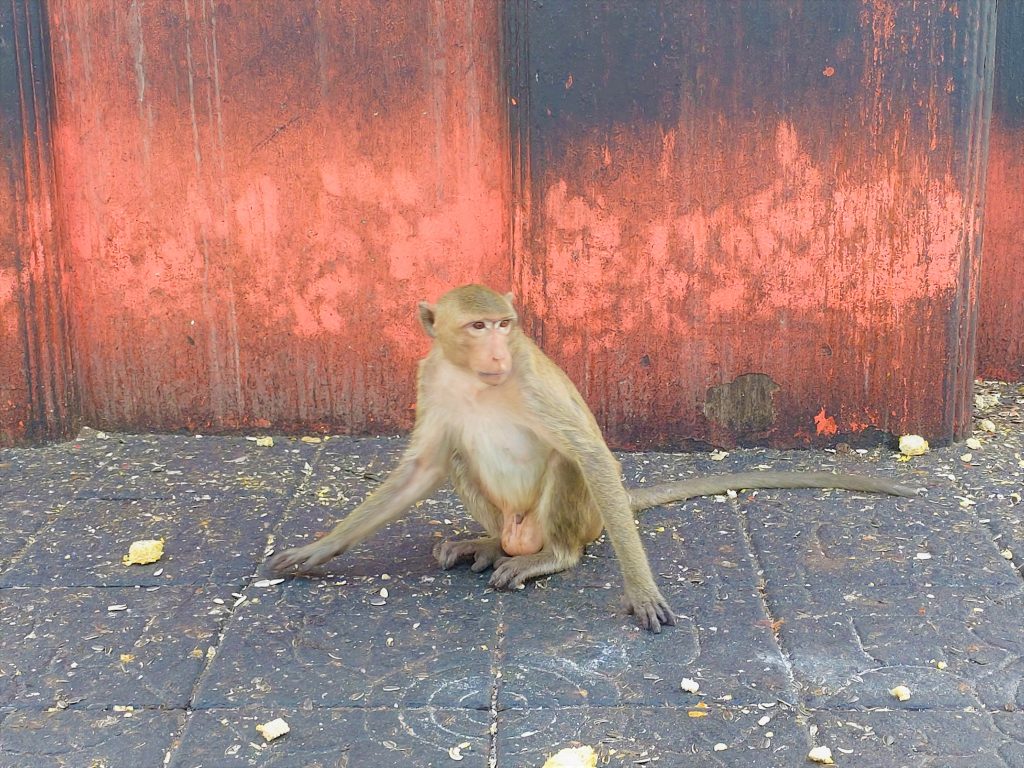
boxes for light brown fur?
[270,285,922,632]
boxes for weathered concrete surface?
[1,381,1022,767]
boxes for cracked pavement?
[1,381,1023,767]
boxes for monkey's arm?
[269,445,448,573]
[523,369,675,632]
[576,443,676,633]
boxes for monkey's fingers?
[470,551,501,573]
[488,557,525,590]
[268,542,340,573]
[623,591,677,634]
[434,538,505,572]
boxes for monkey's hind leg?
[488,457,594,590]
[488,545,584,590]
[435,454,507,573]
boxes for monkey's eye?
[496,318,513,334]
[471,321,487,330]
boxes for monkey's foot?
[488,550,579,590]
[621,586,676,634]
[434,537,505,573]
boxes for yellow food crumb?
[122,539,164,565]
[542,746,597,768]
[255,717,290,742]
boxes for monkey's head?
[418,285,518,386]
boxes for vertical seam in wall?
[953,1,997,440]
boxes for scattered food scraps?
[123,539,164,565]
[542,746,597,768]
[255,717,290,742]
[808,745,835,764]
[966,437,982,450]
[889,685,912,702]
[688,701,710,718]
[253,578,285,588]
[254,436,274,447]
[979,418,996,433]
[899,435,929,456]
[680,678,700,693]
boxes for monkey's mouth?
[478,371,509,385]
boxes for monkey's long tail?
[627,471,924,513]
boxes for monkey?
[269,285,922,633]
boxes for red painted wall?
[46,0,510,435]
[511,1,993,448]
[0,1,1004,448]
[978,2,1024,382]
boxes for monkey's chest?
[458,420,550,510]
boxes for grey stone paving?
[0,382,1022,767]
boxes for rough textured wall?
[510,0,994,448]
[47,0,510,434]
[2,1,997,448]
[0,1,76,446]
[979,1,1024,381]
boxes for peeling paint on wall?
[703,374,780,440]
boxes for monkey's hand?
[622,586,676,634]
[268,539,346,573]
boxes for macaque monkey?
[270,285,921,632]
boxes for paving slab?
[810,709,1024,768]
[499,514,794,709]
[173,706,491,767]
[496,704,809,767]
[194,575,498,710]
[0,585,226,711]
[0,439,102,505]
[0,496,280,588]
[0,708,184,768]
[73,434,320,502]
[0,498,65,574]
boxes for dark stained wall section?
[979,1,1024,381]
[511,0,994,448]
[46,0,511,435]
[0,1,76,446]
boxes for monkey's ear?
[504,292,515,306]
[418,301,437,338]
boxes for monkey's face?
[456,317,515,385]
[420,285,519,386]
